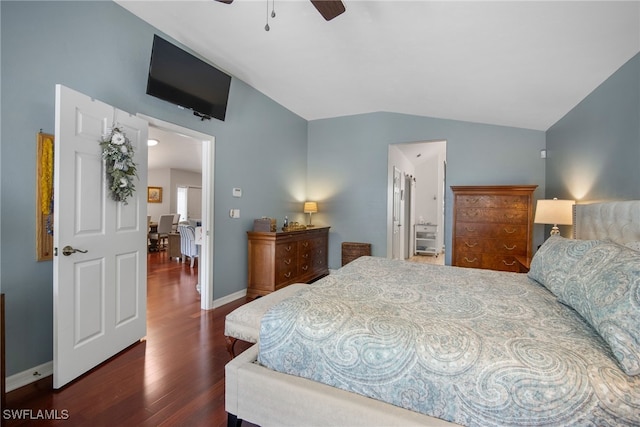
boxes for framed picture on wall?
[148,186,163,203]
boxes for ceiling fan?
[215,0,346,21]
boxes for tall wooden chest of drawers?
[247,226,329,299]
[452,185,537,272]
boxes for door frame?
[139,115,215,310]
[391,167,402,260]
[404,174,414,258]
[387,140,447,260]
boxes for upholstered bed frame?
[226,200,640,427]
[574,200,640,244]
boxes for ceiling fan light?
[147,139,159,146]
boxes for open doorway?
[387,140,446,261]
[141,114,215,310]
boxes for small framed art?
[147,186,163,203]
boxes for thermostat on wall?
[233,188,242,198]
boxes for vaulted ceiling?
[119,0,639,132]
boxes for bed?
[226,200,640,427]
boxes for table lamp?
[534,198,575,236]
[303,202,318,227]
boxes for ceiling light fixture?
[147,139,159,146]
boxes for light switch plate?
[229,209,240,218]
[232,188,242,198]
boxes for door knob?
[62,245,88,256]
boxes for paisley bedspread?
[258,256,640,426]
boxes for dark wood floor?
[5,250,253,426]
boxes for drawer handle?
[465,242,478,248]
[465,226,476,232]
[504,244,517,251]
[504,213,515,219]
[463,257,478,263]
[301,265,308,271]
[302,253,309,258]
[284,259,291,265]
[284,272,292,278]
[285,245,292,251]
[302,242,309,248]
[504,228,517,234]
[502,260,516,266]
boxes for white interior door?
[404,175,413,259]
[53,85,148,389]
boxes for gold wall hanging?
[36,132,54,261]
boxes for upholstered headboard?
[574,201,640,246]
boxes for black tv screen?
[147,35,231,121]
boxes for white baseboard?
[6,290,247,391]
[6,361,52,392]
[212,289,246,309]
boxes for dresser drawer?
[455,237,484,253]
[313,246,327,270]
[483,255,521,272]
[455,252,520,271]
[456,222,527,240]
[276,241,297,258]
[486,238,527,256]
[456,194,530,209]
[457,208,528,224]
[275,262,297,284]
[455,237,527,256]
[274,241,297,285]
[455,251,483,268]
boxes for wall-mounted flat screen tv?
[147,35,231,121]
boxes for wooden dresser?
[247,226,329,299]
[452,185,537,272]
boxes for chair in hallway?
[178,224,199,268]
[150,214,173,250]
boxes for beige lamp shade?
[534,198,575,235]
[303,202,318,227]
[303,202,318,214]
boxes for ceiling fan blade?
[215,0,233,4]
[310,0,345,21]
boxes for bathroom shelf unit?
[415,224,438,256]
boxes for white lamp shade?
[303,202,318,214]
[534,199,575,225]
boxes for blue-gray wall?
[3,0,635,381]
[546,53,640,202]
[1,1,307,376]
[307,113,546,268]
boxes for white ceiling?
[118,0,639,132]
[127,1,639,171]
[148,126,203,173]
